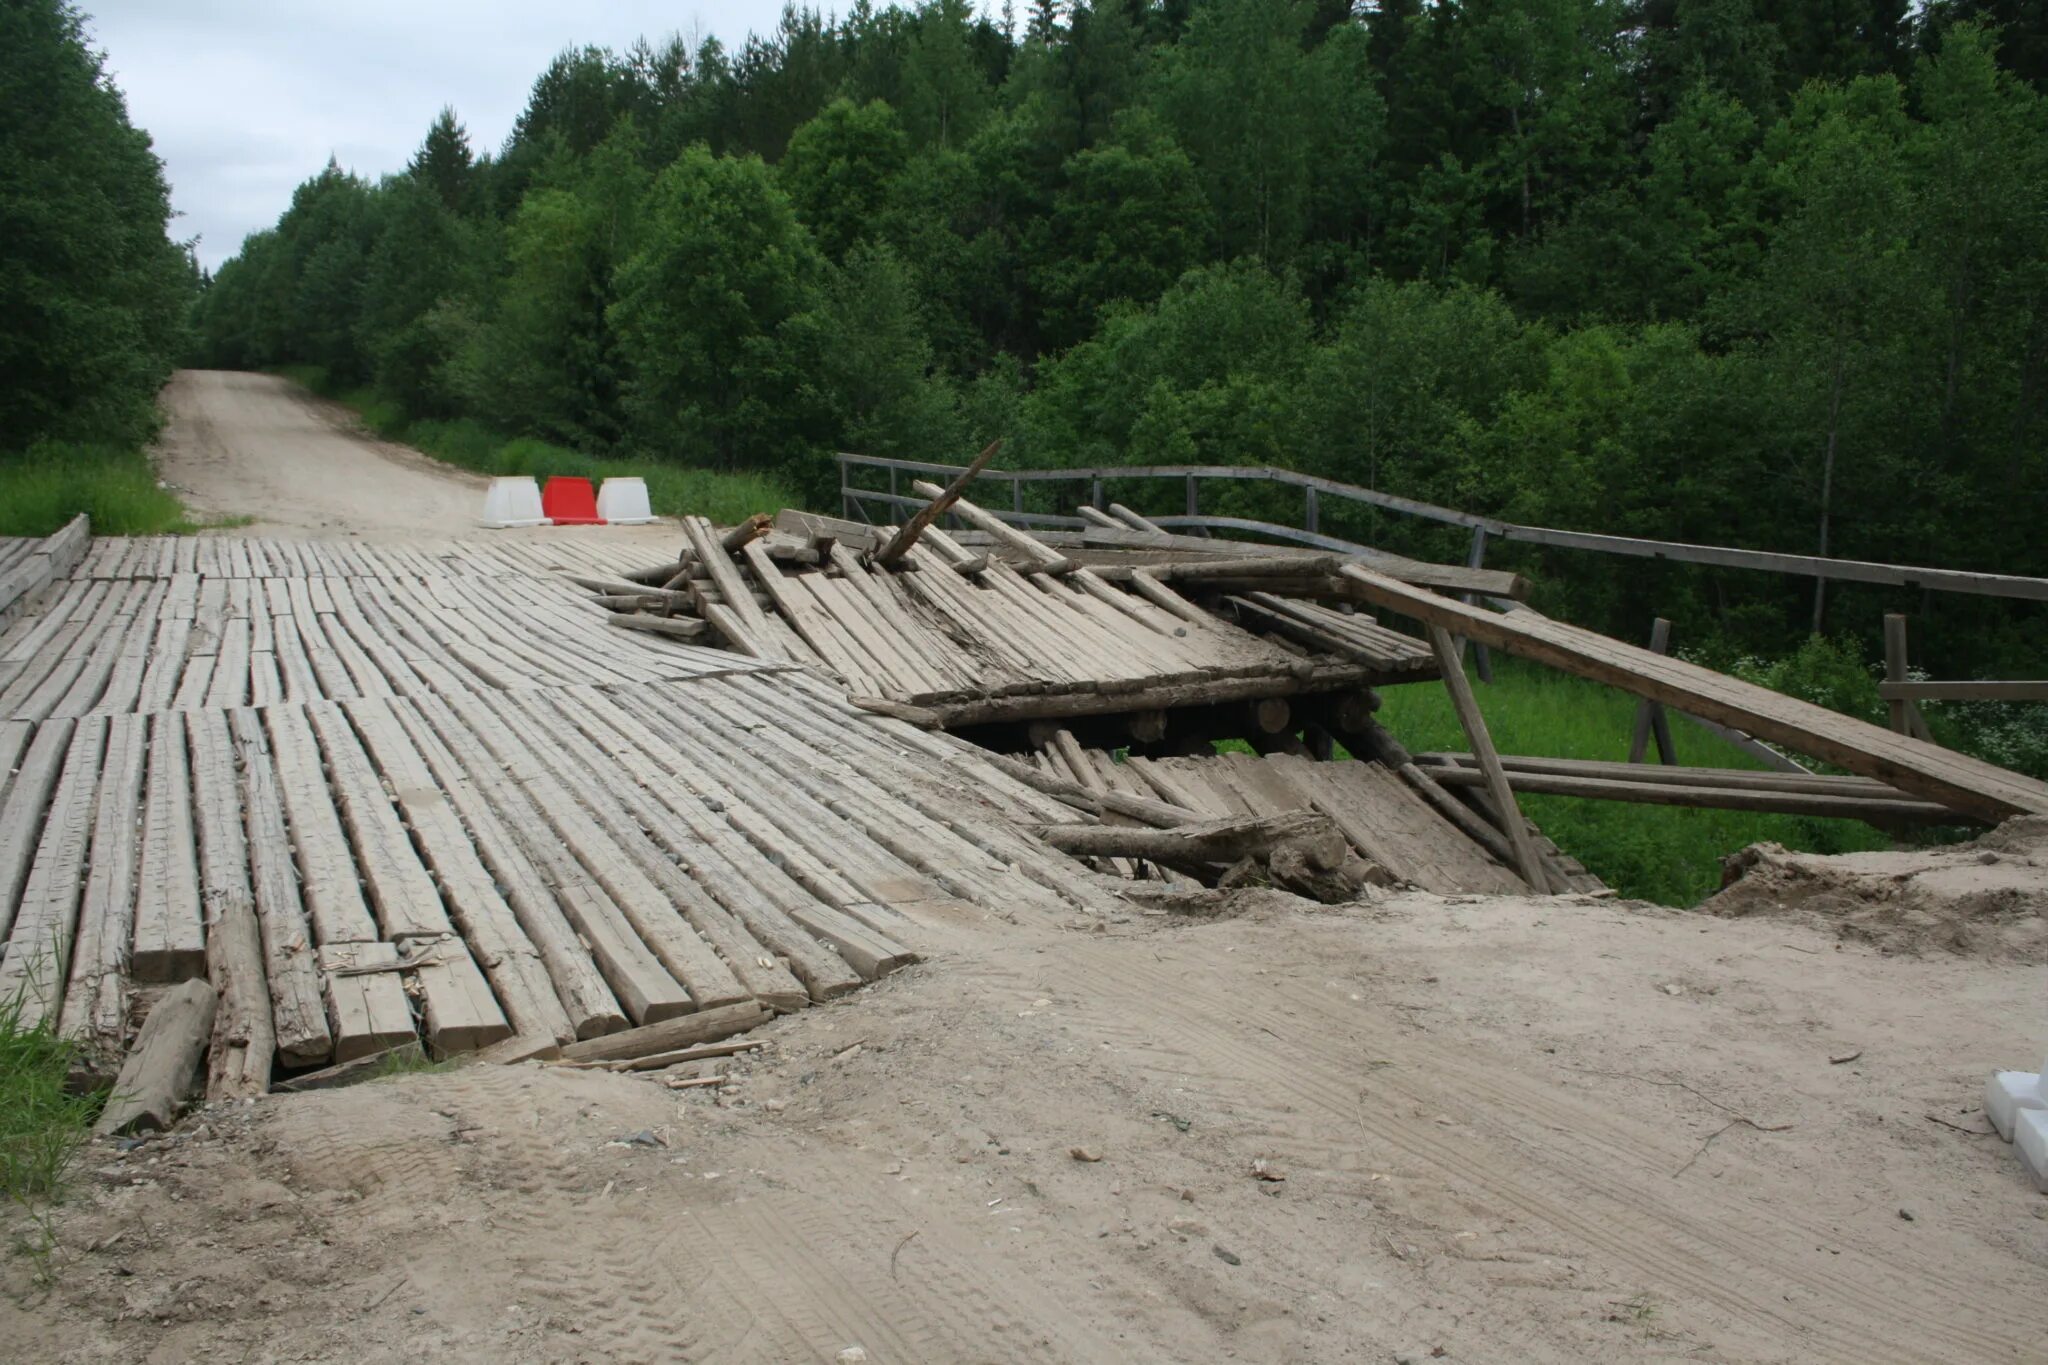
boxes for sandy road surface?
[6,892,2048,1362]
[152,369,675,553]
[6,376,2047,1360]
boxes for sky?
[81,1,800,270]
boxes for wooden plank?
[317,941,418,1063]
[397,687,691,1026]
[0,716,107,1028]
[59,714,146,1067]
[132,711,207,981]
[345,696,581,1045]
[263,703,381,945]
[1337,564,2048,824]
[187,709,274,1096]
[0,718,77,937]
[303,700,452,940]
[380,694,622,1040]
[489,689,808,1014]
[228,709,333,1066]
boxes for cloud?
[79,0,798,268]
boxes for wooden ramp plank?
[0,716,107,1028]
[187,709,274,1096]
[317,941,417,1063]
[59,713,146,1068]
[344,695,577,1046]
[132,712,206,982]
[263,704,381,946]
[0,718,77,938]
[303,700,453,940]
[228,709,332,1066]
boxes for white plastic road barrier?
[481,476,546,528]
[2017,1109,2048,1191]
[597,476,656,525]
[1986,1069,2046,1141]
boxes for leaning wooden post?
[873,439,1003,567]
[1426,625,1547,890]
[1627,617,1678,764]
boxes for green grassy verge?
[1374,658,1892,906]
[0,441,210,538]
[0,1001,100,1205]
[274,367,798,525]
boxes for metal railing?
[836,453,2048,603]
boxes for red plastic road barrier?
[541,476,605,525]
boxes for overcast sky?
[81,2,803,270]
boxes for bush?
[0,999,100,1202]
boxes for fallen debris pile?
[1706,815,2048,962]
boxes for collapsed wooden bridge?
[5,470,2045,1112]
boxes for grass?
[274,367,799,524]
[1373,657,1892,906]
[0,995,103,1284]
[0,1001,97,1205]
[0,442,224,538]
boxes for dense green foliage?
[1,0,193,456]
[195,2,2048,675]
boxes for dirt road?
[152,370,673,552]
[4,377,2046,1360]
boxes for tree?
[1,0,192,449]
[779,98,910,260]
[802,241,965,460]
[1028,111,1213,349]
[408,107,474,212]
[609,147,829,468]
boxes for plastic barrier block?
[1987,1070,2046,1142]
[480,476,546,529]
[2016,1108,2048,1192]
[596,477,656,525]
[542,476,605,526]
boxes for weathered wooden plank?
[262,703,381,945]
[58,714,146,1067]
[0,718,77,937]
[186,710,274,1096]
[345,696,580,1044]
[317,941,418,1063]
[0,716,107,1028]
[1337,565,2048,824]
[227,709,331,1065]
[132,711,207,981]
[303,700,452,940]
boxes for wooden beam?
[1879,680,2048,702]
[875,438,1002,566]
[1336,564,2048,824]
[1425,625,1548,889]
[1417,762,1959,823]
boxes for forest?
[22,0,2048,684]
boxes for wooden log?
[1026,809,1340,866]
[1126,709,1169,743]
[1248,697,1291,735]
[849,696,945,727]
[1340,563,2048,824]
[557,1000,770,1064]
[95,978,217,1136]
[1415,751,1911,797]
[908,481,1075,574]
[1417,760,1958,822]
[875,438,1002,566]
[1425,625,1547,890]
[720,513,773,552]
[58,714,146,1071]
[976,750,1200,827]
